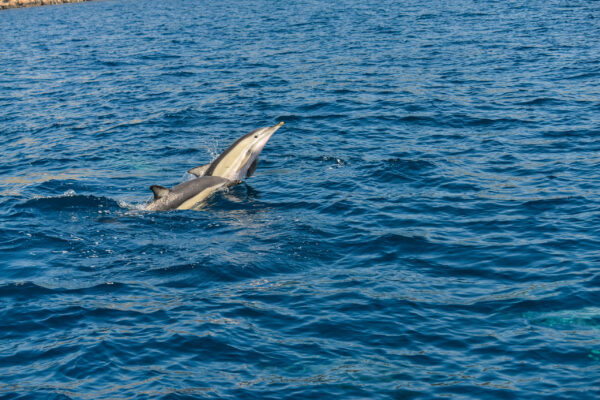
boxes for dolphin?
[188,122,283,181]
[145,176,239,211]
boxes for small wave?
[298,102,334,112]
[0,281,56,299]
[525,307,600,329]
[97,59,127,67]
[160,70,196,77]
[400,115,437,125]
[331,88,354,94]
[518,97,563,106]
[383,158,436,171]
[447,114,529,128]
[541,128,597,138]
[521,196,582,211]
[158,107,203,127]
[306,114,347,121]
[276,114,302,122]
[139,53,181,60]
[439,182,481,193]
[365,157,436,183]
[242,81,261,88]
[16,191,124,212]
[564,71,600,80]
[0,281,130,300]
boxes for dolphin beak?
[255,122,283,150]
[262,122,284,139]
[269,122,284,135]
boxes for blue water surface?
[1,0,599,398]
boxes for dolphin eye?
[254,135,258,138]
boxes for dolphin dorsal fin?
[150,185,170,200]
[188,163,211,177]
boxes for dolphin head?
[201,122,283,181]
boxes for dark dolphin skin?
[145,176,236,211]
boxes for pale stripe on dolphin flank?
[177,183,228,210]
[145,176,234,211]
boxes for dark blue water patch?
[277,113,348,122]
[160,70,196,78]
[541,127,600,138]
[517,97,566,106]
[562,70,600,81]
[366,157,437,183]
[520,196,585,212]
[157,107,204,128]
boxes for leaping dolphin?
[145,122,283,211]
[188,122,283,181]
[145,176,239,211]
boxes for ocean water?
[1,0,599,398]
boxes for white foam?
[117,199,149,212]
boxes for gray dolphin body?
[145,122,283,211]
[188,122,283,181]
[145,176,237,211]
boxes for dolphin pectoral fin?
[188,164,211,177]
[246,158,258,178]
[150,185,170,200]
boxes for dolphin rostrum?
[145,176,239,211]
[188,122,283,181]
